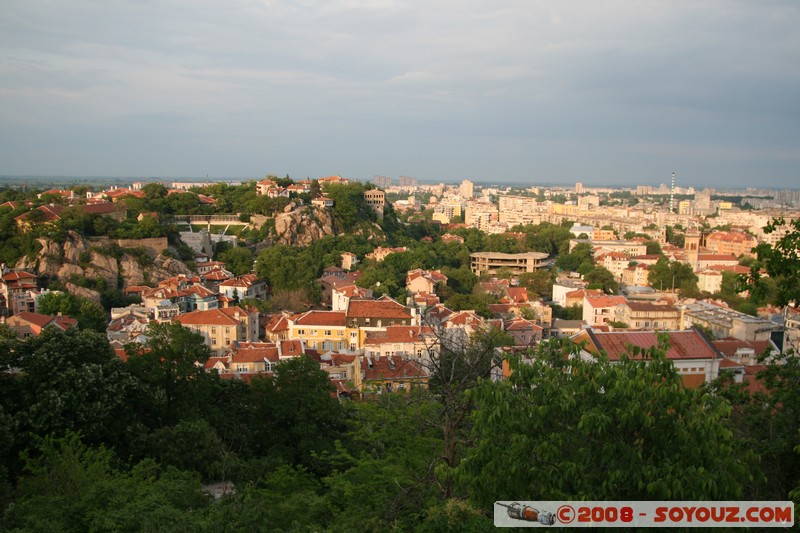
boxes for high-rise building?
[398,176,418,187]
[459,180,474,199]
[372,175,392,188]
[575,182,584,194]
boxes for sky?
[1,0,798,188]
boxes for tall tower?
[684,230,700,271]
[669,172,675,213]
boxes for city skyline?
[1,1,798,187]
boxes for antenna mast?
[669,172,675,213]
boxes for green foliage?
[3,432,209,532]
[248,356,345,470]
[218,245,254,276]
[644,240,662,255]
[584,265,619,294]
[556,242,593,272]
[0,328,143,465]
[708,351,800,501]
[323,182,376,232]
[125,322,211,425]
[745,217,800,308]
[552,304,584,320]
[648,256,698,293]
[457,338,757,508]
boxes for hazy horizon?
[2,1,798,188]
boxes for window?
[211,327,216,334]
[298,329,305,335]
[212,338,217,344]
[324,330,331,336]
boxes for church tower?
[684,231,700,270]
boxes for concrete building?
[614,301,680,330]
[705,231,757,257]
[363,189,386,218]
[459,180,474,199]
[681,301,776,341]
[175,306,260,355]
[470,252,549,275]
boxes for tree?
[644,240,662,255]
[420,325,511,497]
[708,351,800,501]
[457,338,758,509]
[3,432,209,532]
[142,182,168,200]
[517,269,554,299]
[555,242,593,272]
[745,217,800,308]
[125,322,211,425]
[584,266,619,294]
[0,328,143,464]
[248,355,345,469]
[648,257,698,293]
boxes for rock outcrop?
[15,231,194,296]
[272,205,336,246]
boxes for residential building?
[107,314,150,344]
[347,297,415,349]
[6,311,77,337]
[681,301,777,341]
[331,285,372,312]
[621,263,650,287]
[571,329,722,388]
[614,301,680,330]
[218,274,268,301]
[366,247,408,262]
[363,189,385,218]
[175,306,259,355]
[504,318,544,346]
[405,269,448,295]
[341,252,358,271]
[582,294,627,326]
[360,355,428,394]
[705,231,757,257]
[364,325,439,361]
[289,310,348,352]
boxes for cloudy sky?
[1,0,798,187]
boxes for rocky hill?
[272,203,337,246]
[15,231,192,302]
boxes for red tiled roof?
[83,202,123,215]
[228,342,280,363]
[585,294,627,308]
[294,310,347,327]
[590,330,720,361]
[623,301,678,313]
[712,339,774,357]
[364,326,434,345]
[347,298,411,319]
[506,287,528,303]
[363,355,426,380]
[505,318,543,332]
[279,339,304,356]
[2,271,37,281]
[219,273,260,287]
[175,307,250,327]
[265,314,291,333]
